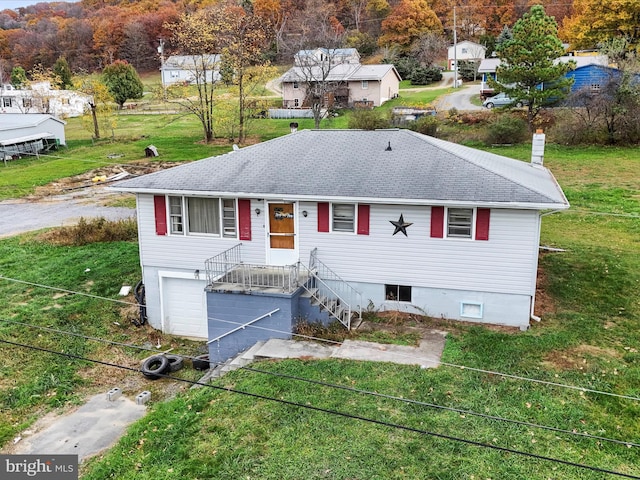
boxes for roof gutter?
[108,186,569,211]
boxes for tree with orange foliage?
[561,0,640,51]
[253,0,289,54]
[91,6,128,67]
[165,8,222,143]
[378,0,443,52]
[213,4,271,143]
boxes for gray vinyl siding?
[296,202,539,296]
[138,195,540,329]
[136,194,265,270]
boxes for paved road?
[396,72,483,112]
[0,187,135,238]
[434,81,483,112]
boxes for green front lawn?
[0,85,639,479]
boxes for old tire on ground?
[141,355,170,380]
[192,354,211,371]
[165,354,184,372]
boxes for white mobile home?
[0,114,66,160]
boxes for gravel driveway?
[0,187,135,238]
[434,80,483,112]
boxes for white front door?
[161,276,208,338]
[267,202,298,265]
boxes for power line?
[1,273,638,403]
[3,317,637,449]
[242,366,640,448]
[206,315,640,403]
[1,337,638,480]
[0,275,141,307]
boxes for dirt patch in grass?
[534,265,557,317]
[27,161,183,199]
[542,344,622,371]
[206,135,261,147]
[361,310,521,336]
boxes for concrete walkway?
[251,336,446,368]
[6,334,447,464]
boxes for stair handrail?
[205,243,242,285]
[309,249,362,320]
[207,308,280,345]
[300,265,352,328]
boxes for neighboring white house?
[0,113,66,160]
[448,40,486,70]
[113,129,568,360]
[160,54,222,87]
[0,83,90,118]
[281,55,401,109]
[294,47,361,66]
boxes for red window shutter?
[318,202,329,232]
[153,195,167,236]
[357,204,370,235]
[430,206,444,238]
[476,208,490,241]
[238,199,251,241]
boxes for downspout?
[530,208,564,323]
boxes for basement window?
[460,302,483,319]
[385,284,412,302]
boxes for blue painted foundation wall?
[207,289,301,363]
[206,289,339,363]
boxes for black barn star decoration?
[390,214,413,236]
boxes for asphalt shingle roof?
[114,129,568,209]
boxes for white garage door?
[161,277,208,338]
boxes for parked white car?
[483,92,528,109]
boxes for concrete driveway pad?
[11,394,146,462]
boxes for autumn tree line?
[1,0,638,145]
[1,0,638,77]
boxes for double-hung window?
[447,208,473,238]
[222,199,236,237]
[168,196,236,237]
[332,203,355,232]
[169,196,184,234]
[361,80,369,89]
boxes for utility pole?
[158,38,166,100]
[453,6,458,88]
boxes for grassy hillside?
[0,84,639,478]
